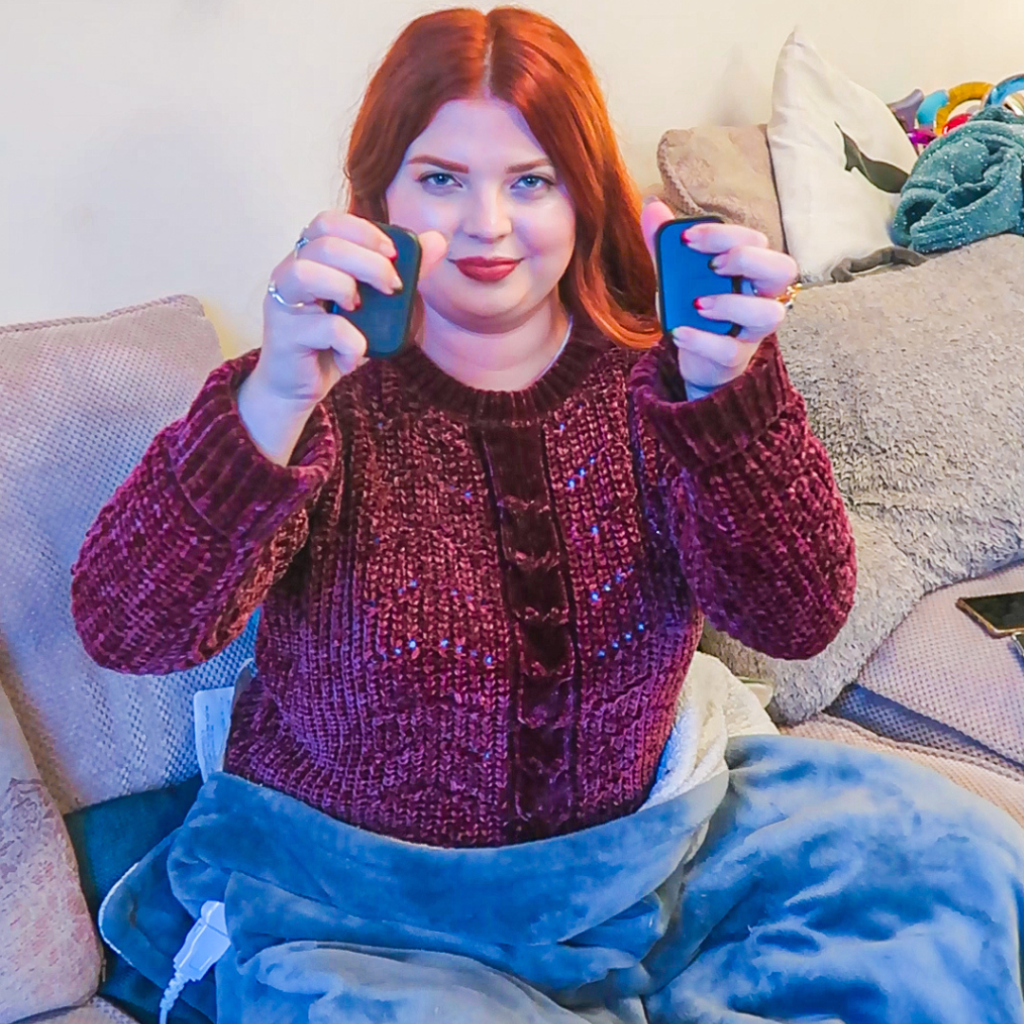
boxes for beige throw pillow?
[0,295,257,813]
[0,677,102,1023]
[657,124,786,253]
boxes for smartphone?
[325,222,421,359]
[654,216,751,337]
[1013,632,1024,661]
[956,592,1024,637]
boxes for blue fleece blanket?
[101,735,1024,1023]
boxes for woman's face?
[385,96,576,333]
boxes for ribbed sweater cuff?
[632,335,794,469]
[169,350,337,543]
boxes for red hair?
[344,7,660,349]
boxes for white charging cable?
[159,900,231,1024]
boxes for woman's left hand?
[641,199,799,394]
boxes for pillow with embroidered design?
[0,674,102,1024]
[767,29,919,283]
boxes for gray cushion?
[0,295,257,812]
[701,234,1024,722]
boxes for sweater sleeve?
[629,335,856,659]
[70,349,338,674]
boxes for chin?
[426,289,536,329]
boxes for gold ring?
[776,283,801,310]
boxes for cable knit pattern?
[71,321,855,847]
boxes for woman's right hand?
[238,211,446,465]
[255,212,408,409]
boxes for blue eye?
[420,172,457,188]
[516,174,552,191]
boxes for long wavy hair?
[344,6,660,349]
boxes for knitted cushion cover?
[0,295,256,812]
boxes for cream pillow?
[767,29,918,282]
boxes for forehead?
[405,97,553,166]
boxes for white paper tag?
[193,687,235,782]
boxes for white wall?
[3,0,1022,355]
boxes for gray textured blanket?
[701,233,1024,721]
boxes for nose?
[461,185,512,242]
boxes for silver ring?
[267,280,310,310]
[293,235,311,259]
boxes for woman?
[73,4,851,847]
[72,9,1024,1024]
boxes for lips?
[453,257,521,282]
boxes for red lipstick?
[453,257,521,282]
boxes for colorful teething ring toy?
[942,112,974,134]
[916,89,948,129]
[985,74,1024,115]
[889,89,925,131]
[934,82,992,132]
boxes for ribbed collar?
[392,319,611,423]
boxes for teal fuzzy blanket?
[893,107,1024,252]
[100,735,1024,1023]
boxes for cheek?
[525,206,575,269]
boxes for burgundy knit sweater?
[71,322,855,847]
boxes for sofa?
[3,136,1024,1024]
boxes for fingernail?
[391,276,403,292]
[693,298,706,310]
[641,194,660,208]
[711,255,726,271]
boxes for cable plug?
[159,901,230,1024]
[174,900,230,980]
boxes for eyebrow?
[406,155,554,174]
